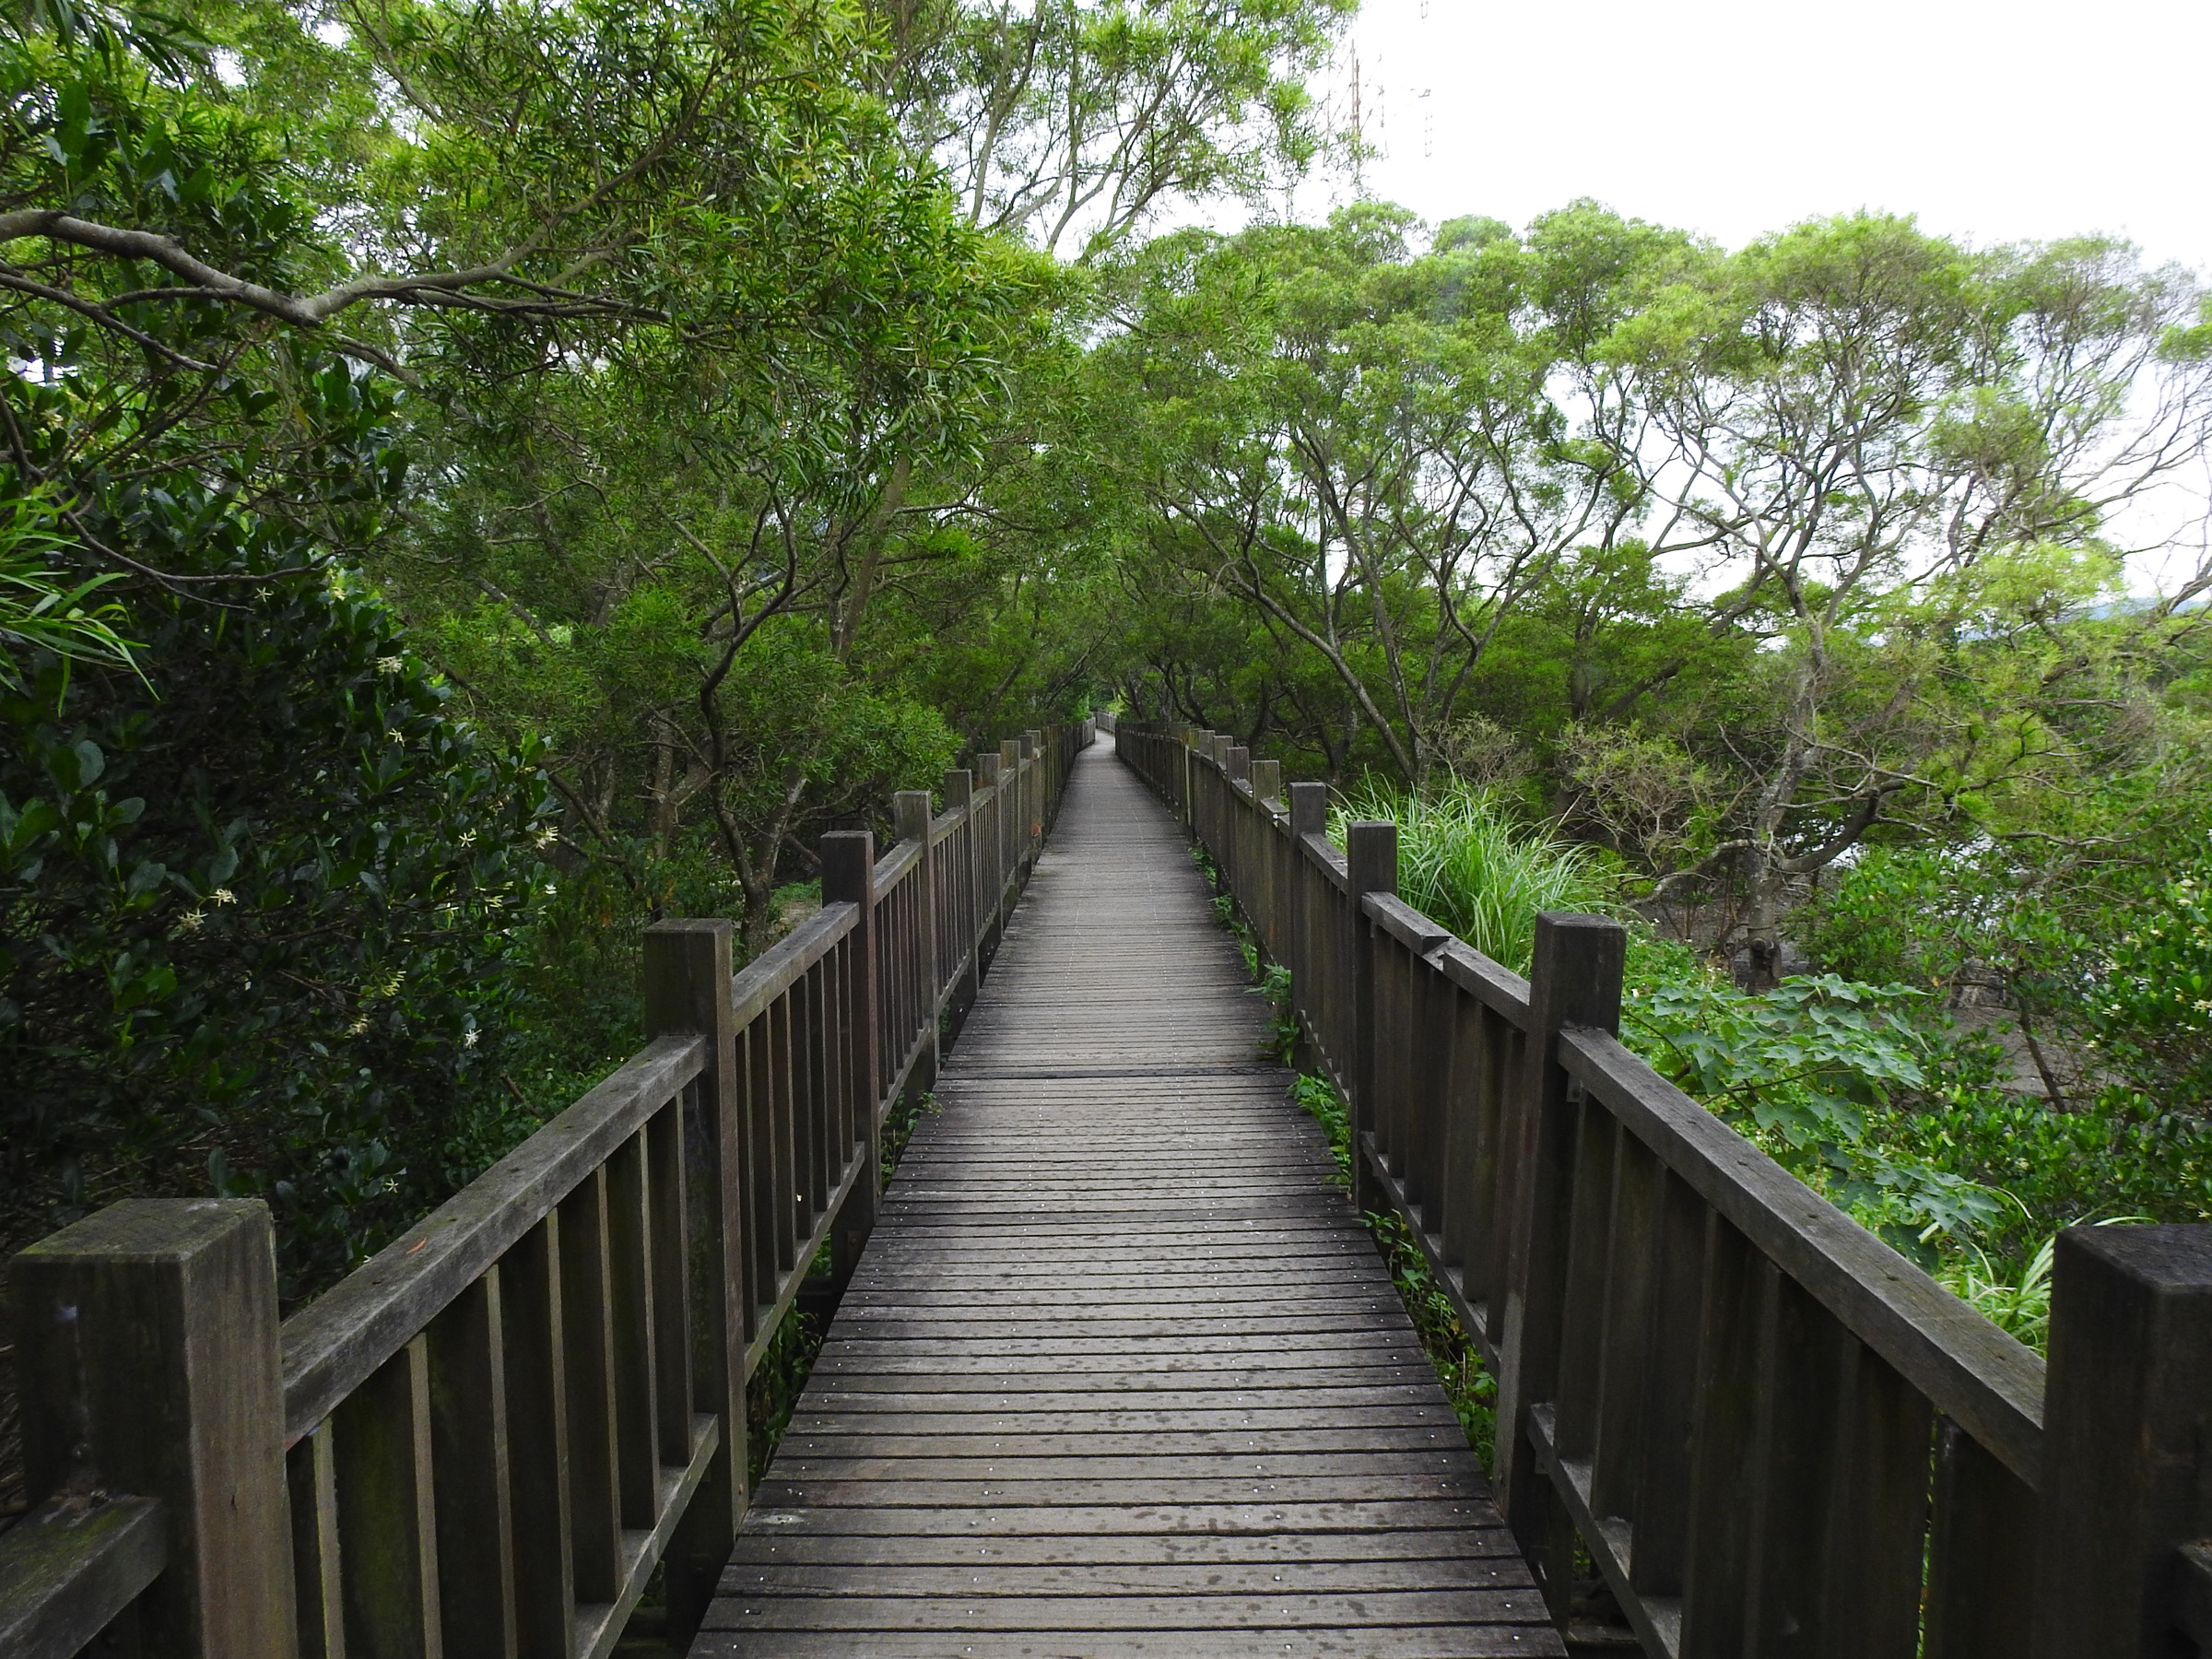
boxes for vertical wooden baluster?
[1551,1089,1617,1465]
[1441,990,1486,1330]
[898,789,938,1092]
[426,1271,517,1658]
[1469,1004,1509,1317]
[768,991,797,1277]
[1924,1418,2037,1658]
[557,1170,621,1606]
[641,916,736,1641]
[645,1106,689,1468]
[945,769,976,1015]
[1741,1273,1846,1653]
[998,740,1021,928]
[1346,820,1395,1218]
[1591,1125,1660,1528]
[790,966,822,1229]
[1414,944,1451,1238]
[1390,940,1422,1184]
[605,1131,659,1528]
[818,955,842,1191]
[745,1018,776,1324]
[1678,1214,1761,1658]
[335,1335,441,1657]
[1288,784,1326,1055]
[1496,912,1626,1540]
[822,830,881,1286]
[1815,1344,1931,1659]
[288,1424,345,1659]
[502,1215,574,1658]
[1629,1167,1706,1606]
[975,754,1002,967]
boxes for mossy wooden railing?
[1117,719,2212,1659]
[0,720,1091,1659]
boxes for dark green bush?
[0,500,558,1298]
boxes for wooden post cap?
[820,830,875,906]
[1346,820,1397,897]
[1288,782,1328,837]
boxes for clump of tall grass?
[1332,781,1615,975]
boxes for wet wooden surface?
[691,740,1562,1657]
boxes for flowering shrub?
[0,510,555,1297]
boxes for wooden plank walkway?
[691,739,1563,1658]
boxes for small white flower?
[543,882,557,895]
[253,586,273,602]
[462,1028,479,1049]
[533,827,559,850]
[176,911,206,933]
[375,655,404,675]
[210,888,236,906]
[458,830,477,848]
[386,728,405,744]
[347,1016,370,1036]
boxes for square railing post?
[2030,1222,2212,1656]
[1345,820,1396,1222]
[1493,911,1627,1606]
[14,1198,296,1658]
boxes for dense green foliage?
[3,0,2208,1363]
[0,0,1349,1290]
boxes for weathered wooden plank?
[694,739,1557,1658]
[693,1628,1558,1657]
[721,1529,1518,1569]
[702,1589,1550,1630]
[722,1559,1532,1594]
[0,1496,165,1659]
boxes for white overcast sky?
[1304,0,2211,276]
[1267,0,2212,591]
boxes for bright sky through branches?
[1322,0,2212,278]
[1283,0,2212,594]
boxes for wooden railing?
[1117,720,2212,1659]
[1,720,1091,1659]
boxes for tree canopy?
[5,0,2209,1312]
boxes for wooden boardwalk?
[692,740,1563,1657]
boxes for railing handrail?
[280,1030,709,1441]
[1560,1026,2046,1480]
[1112,715,2212,1659]
[5,716,1096,1659]
[729,900,857,1027]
